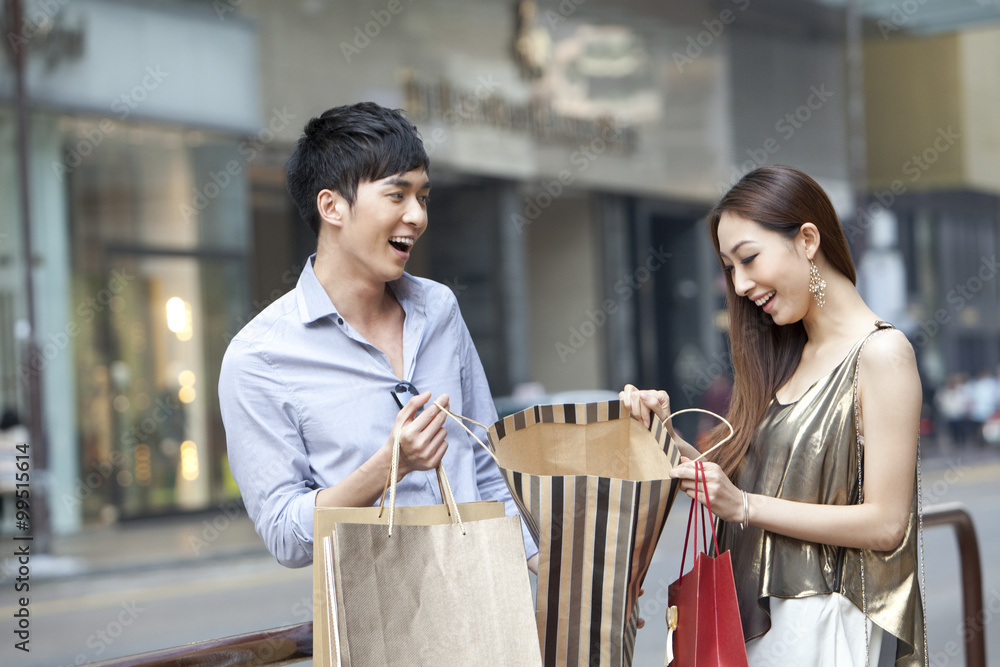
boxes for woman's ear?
[798,222,821,260]
[316,189,348,229]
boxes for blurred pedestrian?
[0,408,30,532]
[983,364,1000,446]
[935,373,969,448]
[970,369,996,446]
[622,166,924,664]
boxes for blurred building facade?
[0,0,998,533]
[861,28,1000,387]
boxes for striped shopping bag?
[487,400,682,667]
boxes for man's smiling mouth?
[389,236,414,252]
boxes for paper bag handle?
[440,402,735,466]
[659,407,734,462]
[678,461,721,577]
[432,400,507,468]
[376,452,450,516]
[378,425,466,537]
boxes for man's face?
[337,168,430,284]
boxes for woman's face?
[716,211,812,326]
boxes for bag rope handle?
[678,476,698,577]
[698,461,722,555]
[377,450,450,515]
[677,461,722,578]
[378,425,465,537]
[432,400,502,465]
[440,402,735,463]
[659,407,734,462]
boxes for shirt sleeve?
[455,304,539,560]
[219,340,318,568]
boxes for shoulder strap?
[850,320,928,666]
[851,323,891,666]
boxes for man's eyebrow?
[382,176,431,189]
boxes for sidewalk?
[920,440,1000,480]
[4,443,999,585]
[0,504,270,583]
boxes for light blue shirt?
[219,257,536,568]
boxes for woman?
[623,166,925,665]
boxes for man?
[219,102,536,568]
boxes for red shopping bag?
[666,461,748,666]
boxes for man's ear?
[316,189,349,229]
[798,222,821,260]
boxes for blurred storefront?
[3,0,1000,534]
[239,0,854,417]
[1,0,259,531]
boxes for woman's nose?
[732,268,753,297]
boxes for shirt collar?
[295,254,426,324]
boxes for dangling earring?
[808,259,827,307]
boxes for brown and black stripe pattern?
[488,400,681,667]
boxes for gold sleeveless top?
[717,322,924,665]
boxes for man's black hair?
[285,102,429,237]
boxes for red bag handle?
[678,462,722,578]
[698,461,721,555]
[678,481,697,576]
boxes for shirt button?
[337,317,344,325]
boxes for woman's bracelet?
[740,490,750,530]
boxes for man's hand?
[389,391,451,478]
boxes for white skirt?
[745,593,890,666]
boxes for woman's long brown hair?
[705,166,858,477]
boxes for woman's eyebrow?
[728,239,754,254]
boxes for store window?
[67,119,249,521]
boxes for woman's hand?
[670,457,744,524]
[619,384,671,429]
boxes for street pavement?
[1,444,998,666]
